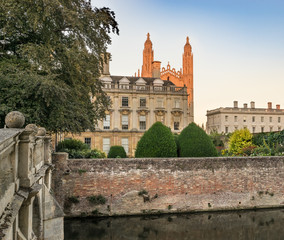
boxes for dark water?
[64,209,284,240]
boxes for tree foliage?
[0,0,119,132]
[135,122,177,158]
[107,146,127,158]
[178,123,217,157]
[228,129,254,155]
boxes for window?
[139,115,146,130]
[252,127,255,133]
[225,116,228,122]
[252,116,255,122]
[103,138,110,154]
[270,126,273,132]
[261,127,264,132]
[278,126,281,131]
[84,138,91,147]
[243,117,246,122]
[234,116,238,122]
[270,117,272,123]
[157,98,163,108]
[140,98,146,107]
[121,138,129,154]
[261,116,264,122]
[174,122,180,131]
[278,117,281,123]
[122,97,128,107]
[122,115,128,130]
[174,100,180,108]
[225,126,228,133]
[103,114,110,129]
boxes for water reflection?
[64,209,284,240]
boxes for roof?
[108,75,176,86]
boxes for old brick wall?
[52,155,284,217]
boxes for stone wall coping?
[0,129,23,145]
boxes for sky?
[91,0,284,126]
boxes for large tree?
[0,0,118,132]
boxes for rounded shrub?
[178,122,217,157]
[135,122,177,158]
[107,146,127,158]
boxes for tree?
[178,123,218,157]
[107,146,127,158]
[0,0,119,132]
[228,129,254,155]
[135,122,177,158]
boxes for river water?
[64,209,284,240]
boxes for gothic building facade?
[63,34,193,156]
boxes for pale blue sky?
[92,0,284,125]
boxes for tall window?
[261,116,264,122]
[234,116,238,122]
[252,127,255,133]
[252,116,255,122]
[157,98,163,108]
[243,117,246,122]
[85,138,91,147]
[261,127,264,132]
[225,126,228,133]
[174,122,180,131]
[270,117,272,123]
[225,116,228,122]
[122,115,128,130]
[103,138,110,154]
[103,114,110,129]
[278,126,281,131]
[270,126,273,132]
[121,138,129,154]
[139,115,146,130]
[278,117,281,123]
[140,97,146,107]
[122,97,128,107]
[174,100,180,108]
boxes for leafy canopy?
[0,0,119,132]
[135,122,177,158]
[228,128,254,155]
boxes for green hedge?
[57,139,106,158]
[178,122,217,157]
[107,146,127,158]
[135,122,177,158]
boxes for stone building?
[63,34,193,156]
[206,101,284,134]
[0,112,64,240]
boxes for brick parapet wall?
[52,154,284,217]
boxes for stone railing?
[103,83,187,94]
[0,111,64,240]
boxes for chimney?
[152,61,161,78]
[233,101,238,108]
[276,104,280,110]
[244,103,248,109]
[268,102,272,110]
[250,101,255,109]
[102,53,110,75]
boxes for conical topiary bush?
[135,122,177,158]
[178,122,217,157]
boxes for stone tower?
[182,36,194,122]
[141,33,154,78]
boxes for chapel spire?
[142,33,154,78]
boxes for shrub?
[57,139,106,159]
[107,146,127,158]
[135,122,177,158]
[87,195,107,205]
[178,123,217,157]
[228,129,254,155]
[57,139,89,151]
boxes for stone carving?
[5,111,25,128]
[25,124,38,133]
[36,127,46,136]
